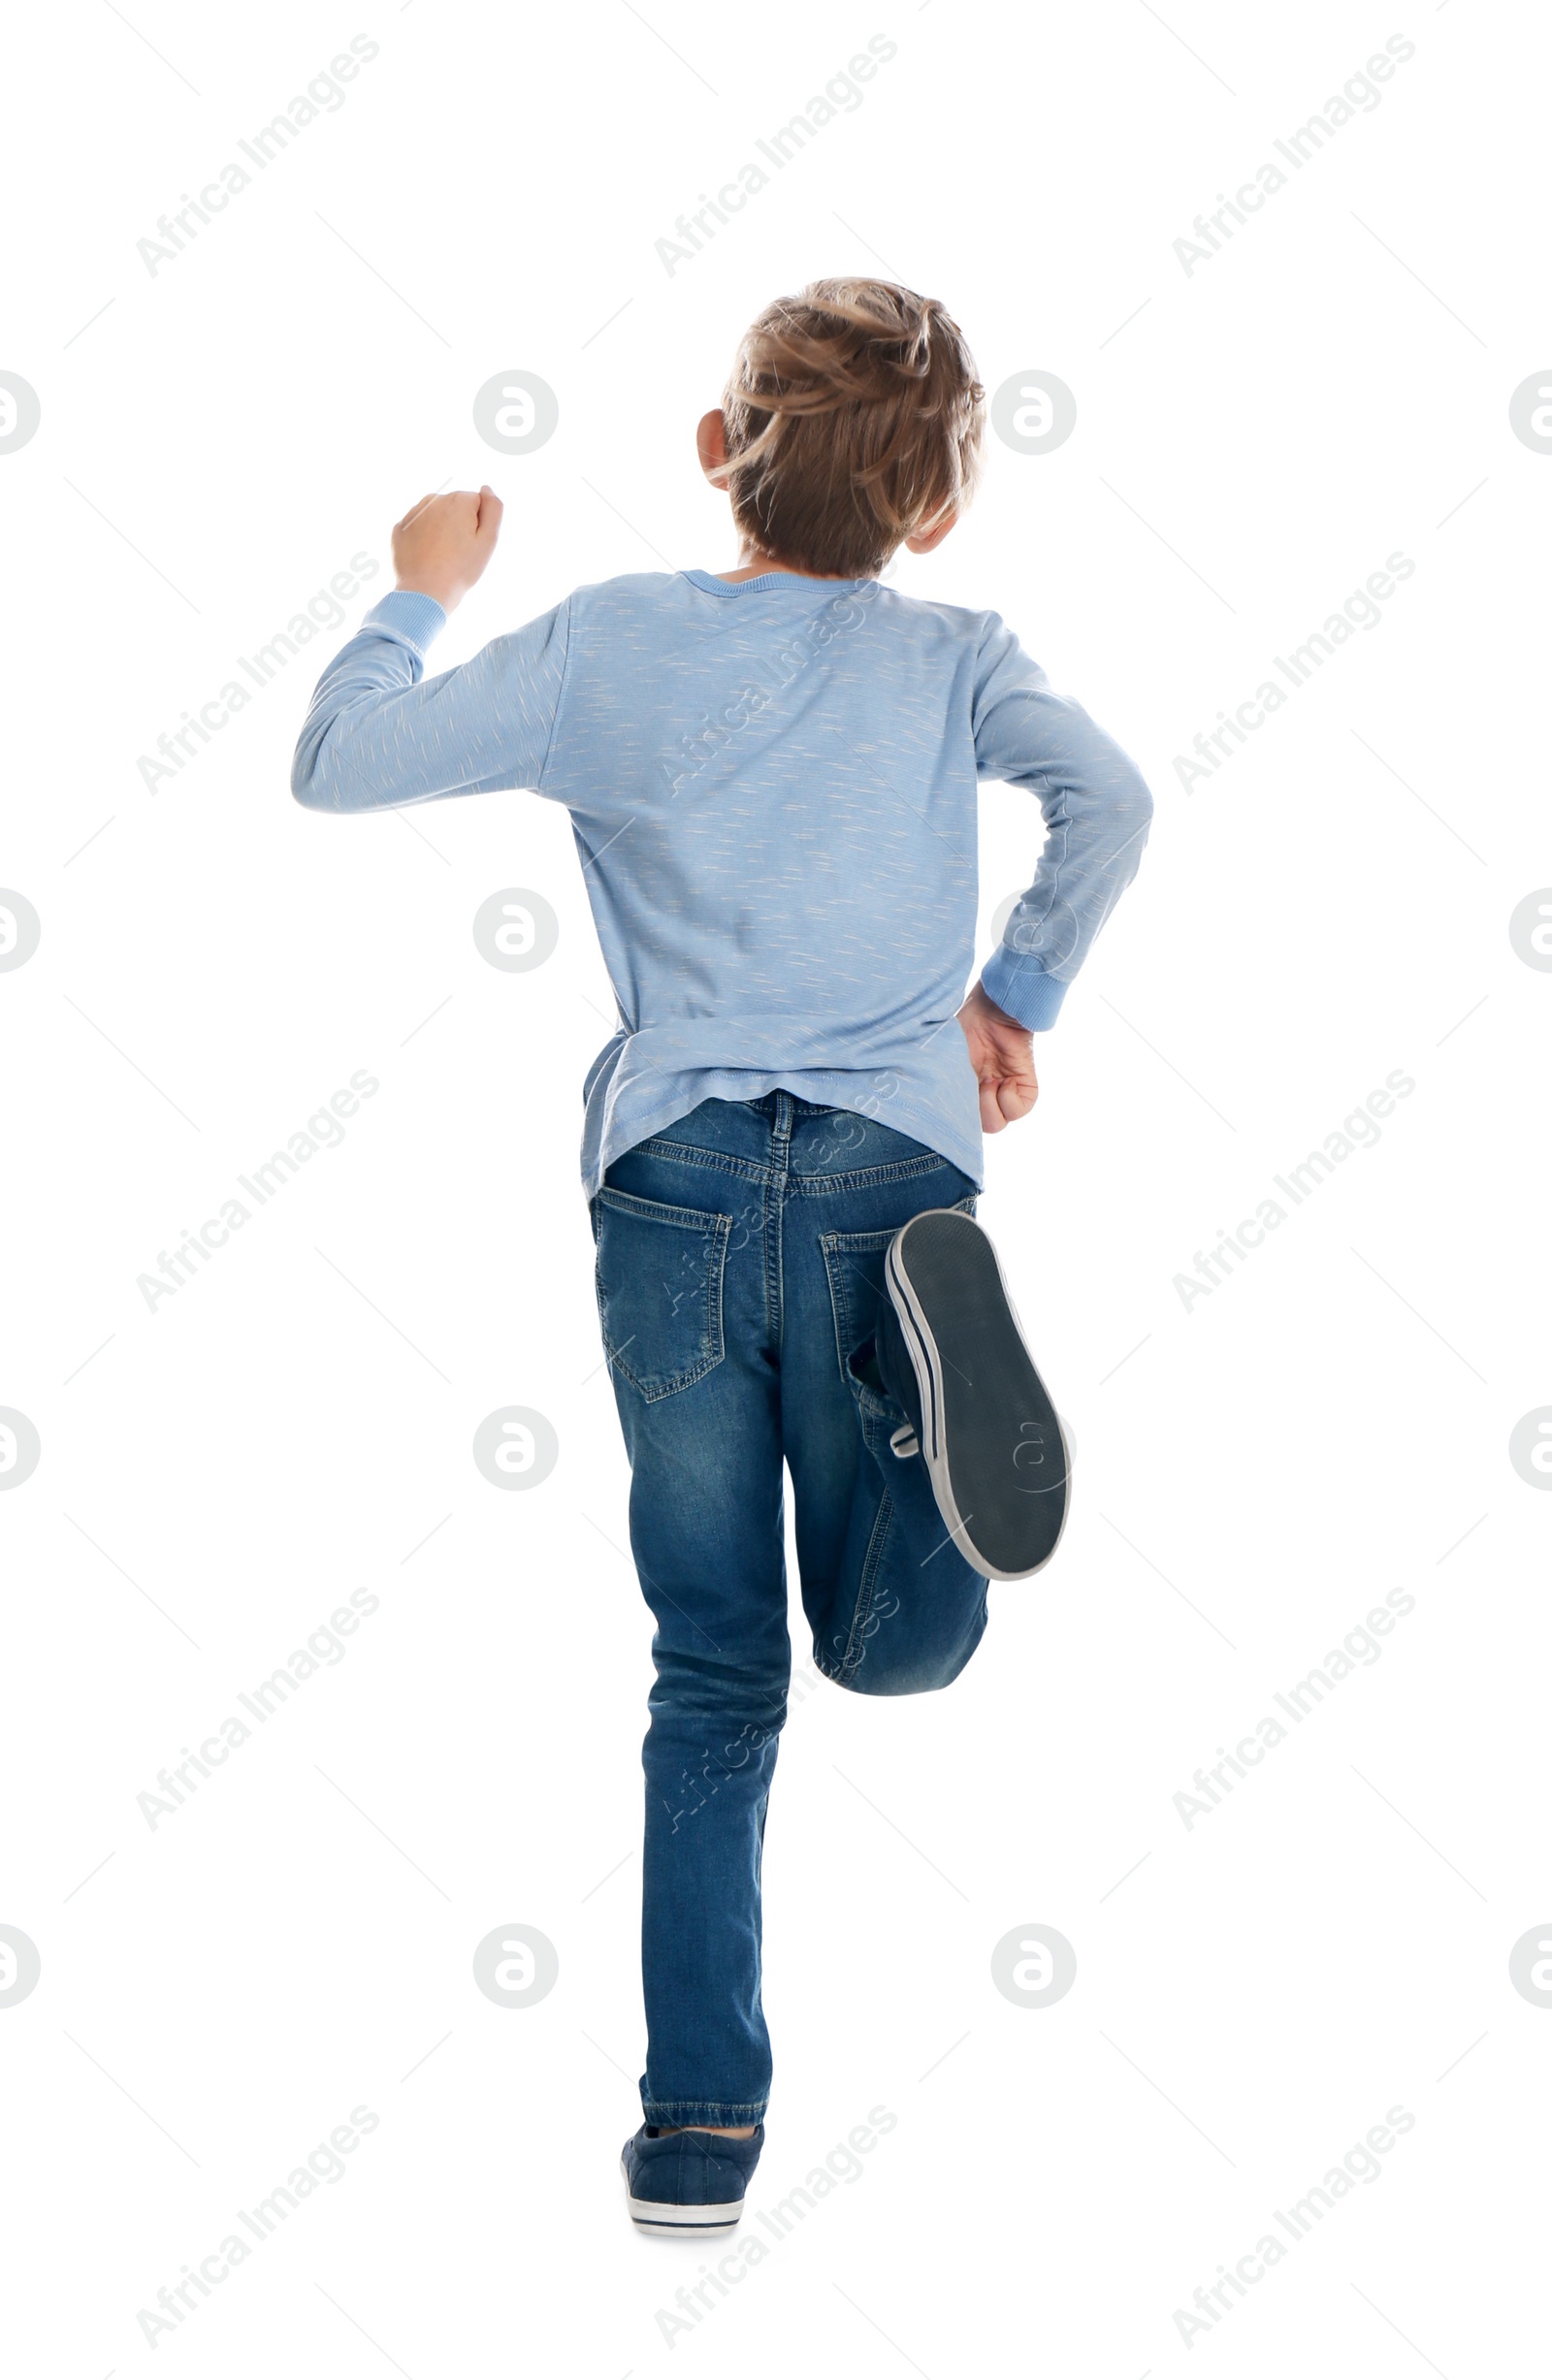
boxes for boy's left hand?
[392,486,503,613]
[957,981,1038,1132]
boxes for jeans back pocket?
[819,1194,977,1386]
[593,1186,731,1402]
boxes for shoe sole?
[886,1209,1070,1582]
[621,2158,744,2229]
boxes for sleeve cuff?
[980,947,1071,1031]
[362,590,448,656]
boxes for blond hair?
[716,279,986,579]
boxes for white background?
[2,1,1548,2372]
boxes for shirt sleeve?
[291,590,570,814]
[972,616,1153,1030]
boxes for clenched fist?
[957,980,1038,1132]
[391,486,503,613]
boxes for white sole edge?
[622,2158,745,2228]
[886,1216,1072,1584]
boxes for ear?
[903,508,958,557]
[696,408,730,485]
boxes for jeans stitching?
[627,1142,973,1197]
[596,1196,731,1402]
[641,2099,768,2122]
[630,1139,772,1187]
[791,1149,962,1195]
[819,1227,895,1390]
[837,1473,895,1680]
[768,1100,792,1349]
[598,1184,735,1233]
[817,1202,976,1393]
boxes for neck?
[718,546,857,583]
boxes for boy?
[293,279,1152,2229]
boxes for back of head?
[718,279,985,580]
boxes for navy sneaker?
[879,1208,1069,1581]
[620,2124,764,2231]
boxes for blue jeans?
[592,1093,990,2127]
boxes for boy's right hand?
[392,486,503,613]
[957,981,1039,1133]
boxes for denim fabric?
[593,1092,990,2127]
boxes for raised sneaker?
[878,1207,1069,1581]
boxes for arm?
[958,619,1154,1130]
[291,487,569,814]
[974,618,1154,1027]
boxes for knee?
[824,1653,961,1698]
[646,1668,791,1761]
[646,1705,787,1833]
[819,1599,987,1697]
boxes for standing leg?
[595,1110,789,2126]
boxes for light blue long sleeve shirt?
[292,569,1152,1199]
